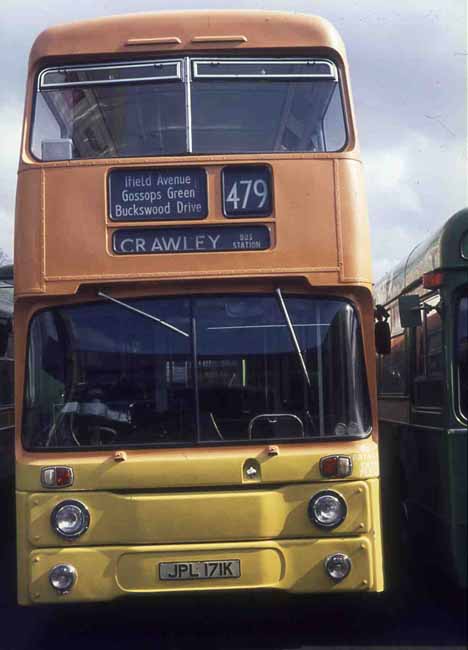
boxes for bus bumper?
[21,536,381,604]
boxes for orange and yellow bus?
[14,11,383,605]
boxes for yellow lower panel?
[26,537,376,604]
[24,480,372,547]
[118,546,283,591]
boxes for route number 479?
[222,166,272,216]
[225,179,268,211]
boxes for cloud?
[0,103,22,258]
[0,1,466,267]
[365,142,424,214]
[365,128,467,281]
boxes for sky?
[0,0,466,280]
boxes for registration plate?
[159,559,241,581]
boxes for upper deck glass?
[31,57,347,160]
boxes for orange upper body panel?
[16,11,366,298]
[15,157,370,296]
[28,11,347,68]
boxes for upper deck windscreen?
[31,58,347,161]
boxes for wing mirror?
[374,305,391,355]
[398,295,422,328]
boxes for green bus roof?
[374,208,468,306]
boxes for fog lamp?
[49,564,77,594]
[324,553,351,581]
[308,491,347,529]
[51,500,90,539]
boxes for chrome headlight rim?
[51,499,90,539]
[49,563,77,594]
[308,490,347,530]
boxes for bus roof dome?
[29,11,347,67]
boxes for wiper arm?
[275,288,311,388]
[97,291,190,338]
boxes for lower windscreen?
[23,294,371,449]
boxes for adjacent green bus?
[0,264,14,493]
[375,208,467,590]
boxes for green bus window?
[457,295,468,419]
[379,333,407,395]
[378,302,407,396]
[0,326,13,406]
[0,284,13,407]
[413,295,443,408]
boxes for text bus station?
[13,11,384,604]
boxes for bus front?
[14,11,383,604]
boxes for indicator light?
[423,271,444,289]
[319,455,352,478]
[41,466,74,488]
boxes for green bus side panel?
[448,430,467,589]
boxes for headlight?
[308,490,347,529]
[49,564,77,593]
[51,500,90,539]
[324,553,351,581]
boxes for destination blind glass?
[112,226,271,254]
[222,166,272,217]
[23,295,371,449]
[108,168,208,221]
[32,57,347,160]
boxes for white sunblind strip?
[39,60,183,89]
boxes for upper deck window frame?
[38,59,183,89]
[191,58,338,80]
[31,55,348,161]
[38,57,338,89]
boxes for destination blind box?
[108,168,208,221]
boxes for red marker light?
[320,456,338,477]
[56,467,73,486]
[423,271,444,289]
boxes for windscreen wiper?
[275,287,311,388]
[97,291,190,338]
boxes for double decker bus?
[15,11,383,605]
[0,264,14,493]
[375,208,467,590]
